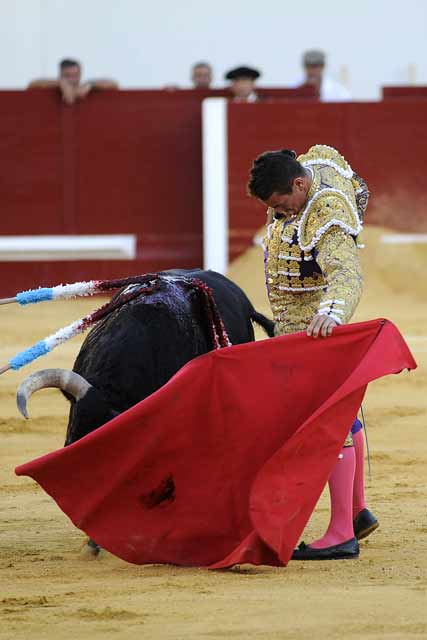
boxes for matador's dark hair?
[247,149,305,200]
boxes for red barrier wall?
[227,100,427,260]
[0,88,316,295]
[0,90,207,295]
[1,91,426,294]
[382,86,427,99]
[161,86,317,100]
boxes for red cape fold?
[16,319,416,568]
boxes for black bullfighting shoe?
[291,538,360,560]
[353,508,379,540]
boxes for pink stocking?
[310,446,356,549]
[352,429,367,518]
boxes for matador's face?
[264,176,311,217]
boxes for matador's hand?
[307,314,338,338]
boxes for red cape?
[16,319,416,568]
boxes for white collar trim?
[301,157,353,179]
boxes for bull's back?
[161,269,255,345]
[64,270,261,444]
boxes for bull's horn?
[17,368,92,419]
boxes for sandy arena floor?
[1,226,426,639]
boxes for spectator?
[28,58,118,105]
[298,50,351,102]
[225,66,260,102]
[191,62,213,89]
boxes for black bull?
[18,270,274,446]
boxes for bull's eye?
[139,474,175,508]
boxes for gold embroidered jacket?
[263,145,369,335]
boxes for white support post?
[202,98,228,273]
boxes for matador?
[248,144,378,560]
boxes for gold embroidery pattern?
[352,172,370,220]
[264,217,327,334]
[270,228,362,335]
[298,176,361,251]
[316,165,353,197]
[315,229,363,324]
[273,290,323,335]
[264,217,328,295]
[279,244,305,260]
[263,145,366,336]
[298,144,352,176]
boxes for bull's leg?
[80,537,101,558]
[88,538,101,554]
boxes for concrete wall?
[1,0,426,99]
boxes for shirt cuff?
[317,299,345,324]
